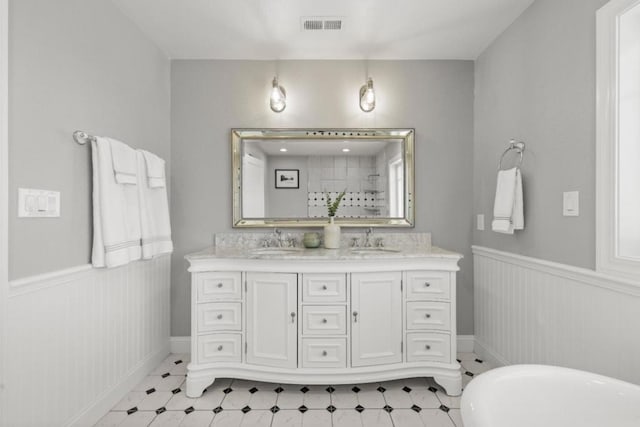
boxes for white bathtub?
[461,365,640,427]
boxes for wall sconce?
[270,77,286,113]
[359,77,376,112]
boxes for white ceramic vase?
[324,216,341,249]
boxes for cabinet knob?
[217,283,223,288]
[425,313,431,319]
[218,345,223,351]
[217,314,223,320]
[322,318,328,324]
[322,285,328,290]
[322,350,328,356]
[353,311,358,323]
[424,282,431,288]
[425,345,431,350]
[291,312,296,323]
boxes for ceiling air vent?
[303,19,323,30]
[323,20,342,30]
[301,17,344,31]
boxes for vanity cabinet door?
[351,272,402,367]
[246,272,297,369]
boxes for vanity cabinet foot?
[433,373,462,396]
[186,373,215,398]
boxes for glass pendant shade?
[359,78,376,112]
[270,77,286,112]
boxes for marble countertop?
[185,245,462,262]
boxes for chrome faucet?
[264,228,284,248]
[273,228,283,247]
[363,227,374,247]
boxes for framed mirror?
[232,128,415,228]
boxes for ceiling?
[111,0,535,60]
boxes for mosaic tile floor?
[95,352,493,426]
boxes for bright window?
[596,0,640,278]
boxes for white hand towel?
[109,138,138,185]
[91,137,142,267]
[139,149,166,188]
[492,167,524,234]
[137,151,173,259]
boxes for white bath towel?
[91,137,142,267]
[137,151,173,259]
[492,167,524,234]
[140,149,166,188]
[109,138,138,184]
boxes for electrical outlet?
[477,214,485,231]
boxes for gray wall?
[473,0,608,269]
[8,0,171,279]
[171,60,475,336]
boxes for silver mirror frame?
[232,128,415,228]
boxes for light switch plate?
[563,191,579,217]
[18,188,60,218]
[476,214,485,231]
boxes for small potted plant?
[324,190,346,249]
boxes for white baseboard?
[69,343,170,427]
[170,336,191,354]
[170,336,477,356]
[456,335,475,353]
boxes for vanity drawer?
[197,334,242,364]
[197,302,242,332]
[406,301,450,331]
[302,274,347,302]
[406,332,451,363]
[301,338,347,368]
[196,272,242,302]
[302,306,347,335]
[406,271,450,300]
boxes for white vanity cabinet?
[185,251,463,398]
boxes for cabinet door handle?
[353,311,358,323]
[218,345,224,351]
[322,318,328,324]
[217,314,223,320]
[217,283,223,288]
[425,345,431,350]
[425,313,431,319]
[291,312,296,323]
[322,285,328,290]
[322,350,328,356]
[424,282,431,288]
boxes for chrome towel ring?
[498,139,525,170]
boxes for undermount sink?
[349,247,401,254]
[250,247,304,256]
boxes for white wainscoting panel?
[473,246,640,385]
[3,256,171,427]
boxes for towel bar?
[73,130,97,145]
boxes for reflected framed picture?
[275,169,299,189]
